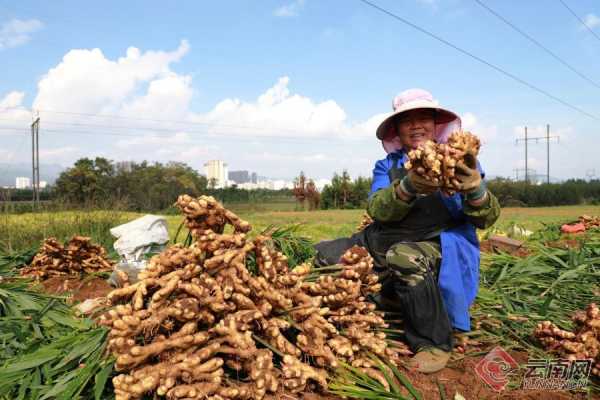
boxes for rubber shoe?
[407,347,450,373]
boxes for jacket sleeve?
[462,190,501,229]
[367,159,413,222]
[369,159,391,196]
[461,160,501,231]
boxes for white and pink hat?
[376,88,462,153]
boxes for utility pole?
[516,125,559,184]
[525,127,528,183]
[31,116,40,208]
[546,124,550,184]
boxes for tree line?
[487,178,600,207]
[47,158,291,211]
[4,158,598,212]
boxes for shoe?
[406,346,450,373]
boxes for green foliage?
[321,170,372,210]
[0,248,36,276]
[53,158,208,211]
[263,224,315,267]
[0,280,113,400]
[472,234,600,353]
[0,210,130,253]
[329,356,422,400]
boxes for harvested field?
[1,202,599,399]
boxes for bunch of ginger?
[20,236,113,279]
[534,303,600,378]
[404,131,481,194]
[100,195,410,400]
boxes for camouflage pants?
[314,235,453,352]
[385,241,442,287]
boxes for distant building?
[15,177,30,189]
[251,172,258,184]
[204,160,228,188]
[229,170,250,184]
[39,181,48,189]
[116,161,134,172]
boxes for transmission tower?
[515,124,559,184]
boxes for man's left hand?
[454,154,481,193]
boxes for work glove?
[455,154,486,200]
[399,170,440,197]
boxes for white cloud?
[274,0,305,17]
[194,76,383,139]
[115,132,191,148]
[0,91,31,133]
[0,18,43,50]
[0,42,390,178]
[581,13,600,30]
[460,112,497,144]
[33,40,190,114]
[246,152,332,163]
[39,146,79,163]
[195,76,347,137]
[0,91,25,109]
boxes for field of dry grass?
[2,204,599,252]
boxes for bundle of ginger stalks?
[100,194,411,400]
[20,235,113,280]
[404,131,481,194]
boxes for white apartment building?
[204,160,228,188]
[15,177,30,189]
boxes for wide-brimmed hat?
[376,88,460,140]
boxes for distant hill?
[0,163,64,187]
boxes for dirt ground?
[479,239,530,258]
[299,350,596,399]
[40,275,113,302]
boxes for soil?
[480,240,530,258]
[40,276,113,302]
[405,351,592,400]
[296,349,597,400]
[546,239,582,250]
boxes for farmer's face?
[396,109,436,150]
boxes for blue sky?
[1,0,600,181]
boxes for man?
[314,89,500,373]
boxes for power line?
[2,110,369,141]
[35,109,326,137]
[357,0,600,121]
[474,0,600,90]
[0,125,361,146]
[558,0,600,44]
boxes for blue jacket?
[369,150,485,331]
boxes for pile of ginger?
[100,194,411,400]
[534,303,600,378]
[404,131,481,194]
[20,236,113,279]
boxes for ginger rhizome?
[404,131,481,194]
[21,236,113,279]
[101,195,405,400]
[534,303,600,377]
